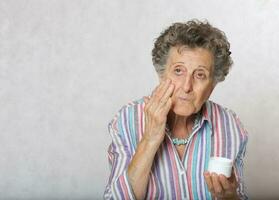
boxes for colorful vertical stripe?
[104,98,248,200]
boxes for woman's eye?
[196,73,206,79]
[174,68,183,75]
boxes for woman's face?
[161,46,216,117]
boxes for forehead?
[166,46,214,71]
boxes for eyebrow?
[197,65,210,72]
[171,62,210,72]
[171,62,184,66]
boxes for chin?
[172,104,196,117]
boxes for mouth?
[178,96,193,101]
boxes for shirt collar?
[192,101,213,134]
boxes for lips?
[178,96,193,101]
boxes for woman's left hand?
[204,169,239,200]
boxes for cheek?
[170,78,183,91]
[195,85,214,102]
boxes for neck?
[167,111,195,139]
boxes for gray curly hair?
[152,20,233,82]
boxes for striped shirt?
[104,98,248,200]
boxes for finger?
[151,79,171,103]
[148,80,168,109]
[151,79,168,97]
[219,175,236,198]
[143,96,150,105]
[156,84,175,114]
[157,82,175,111]
[159,98,172,116]
[148,79,172,113]
[151,85,160,97]
[143,96,151,114]
[204,171,215,195]
[211,173,223,196]
[219,174,231,191]
[159,83,175,105]
[229,168,238,188]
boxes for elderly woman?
[104,20,248,200]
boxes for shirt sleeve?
[233,114,249,200]
[103,118,136,200]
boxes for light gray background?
[1,0,279,199]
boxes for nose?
[182,75,193,93]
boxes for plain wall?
[1,0,279,199]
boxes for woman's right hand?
[143,79,175,146]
